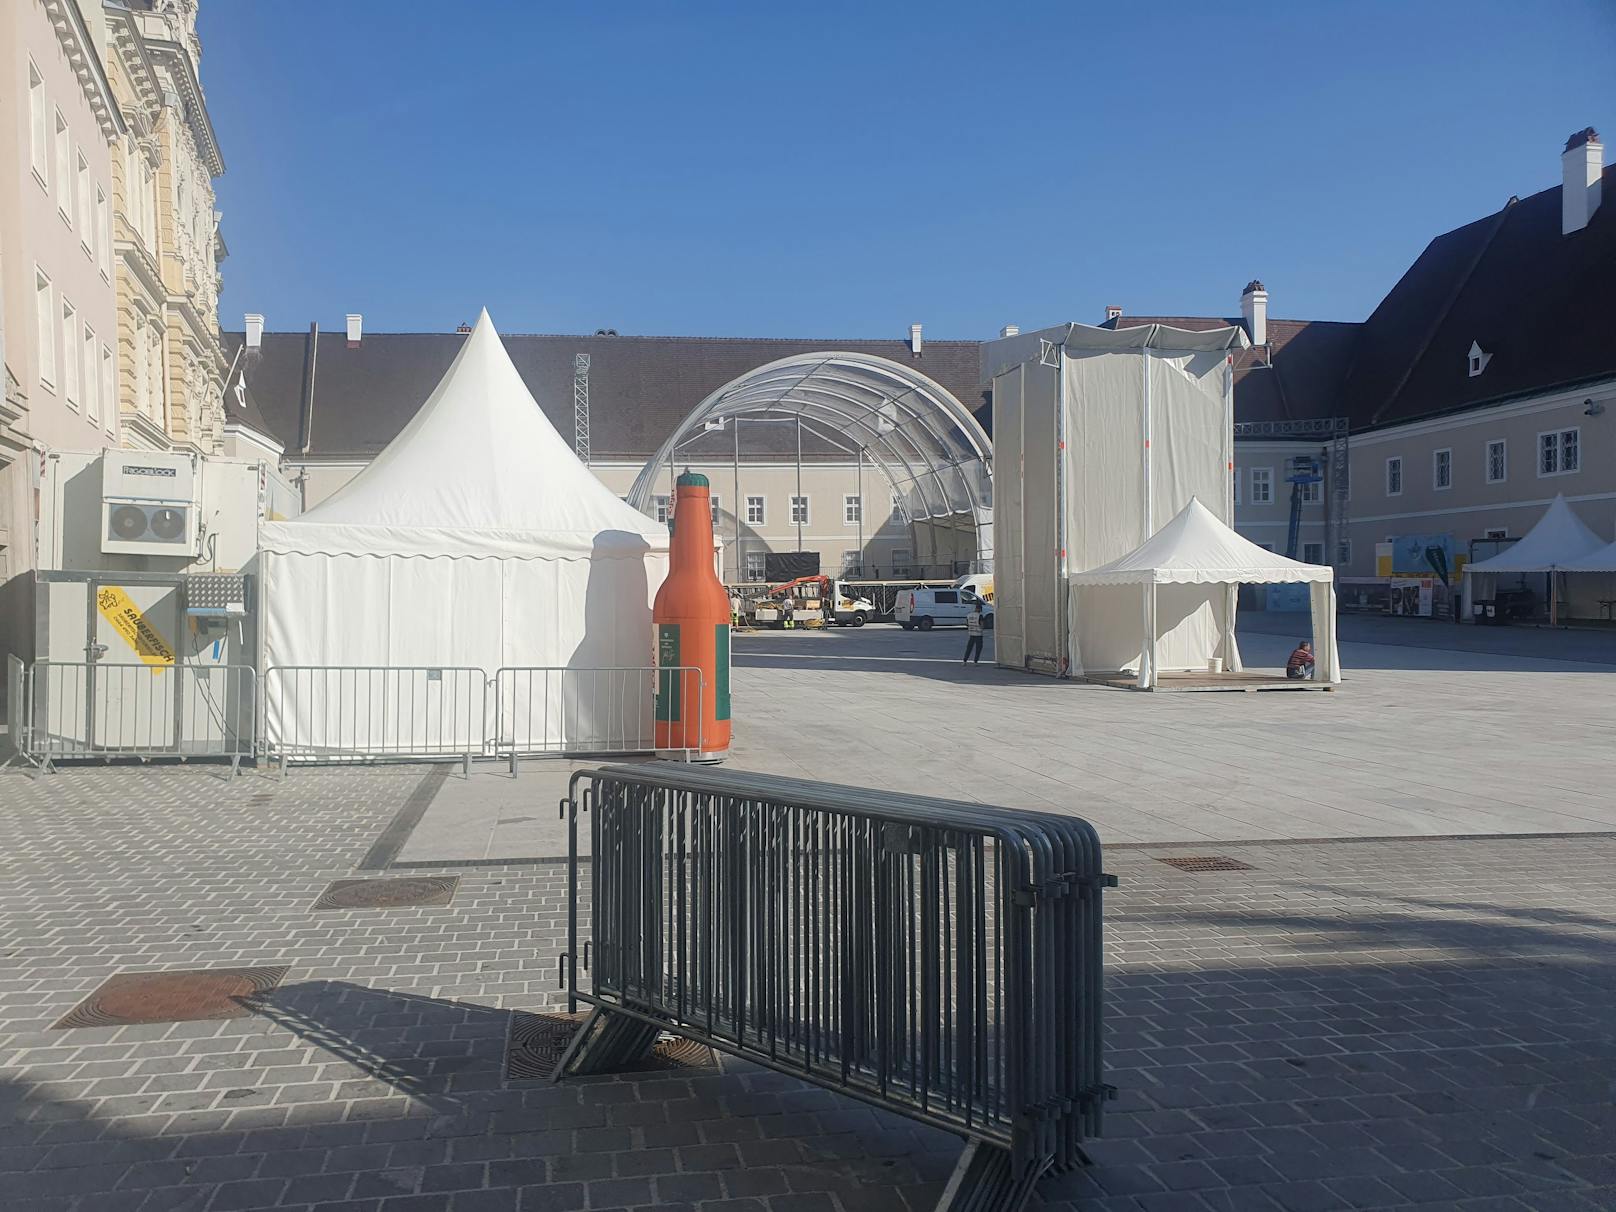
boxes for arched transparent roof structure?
[627,352,993,547]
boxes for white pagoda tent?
[1463,494,1606,624]
[1066,497,1340,688]
[258,310,670,757]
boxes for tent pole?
[795,417,803,553]
[733,418,741,582]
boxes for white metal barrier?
[262,665,487,775]
[493,666,705,773]
[24,660,257,774]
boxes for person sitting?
[1286,640,1315,680]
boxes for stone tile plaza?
[5,620,1616,1211]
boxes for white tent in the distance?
[259,309,671,759]
[1463,494,1606,624]
[1066,497,1340,689]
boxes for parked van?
[894,573,995,631]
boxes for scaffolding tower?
[573,353,591,464]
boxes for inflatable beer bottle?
[653,471,731,757]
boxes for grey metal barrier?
[493,666,706,772]
[553,764,1115,1212]
[262,665,486,775]
[25,660,257,774]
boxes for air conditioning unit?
[101,451,200,556]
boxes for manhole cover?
[312,876,458,910]
[1154,855,1256,873]
[54,966,289,1030]
[506,1011,716,1081]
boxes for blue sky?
[200,1,1613,339]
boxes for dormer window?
[1468,340,1492,378]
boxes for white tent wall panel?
[992,366,1027,669]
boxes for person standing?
[963,603,985,665]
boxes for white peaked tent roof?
[1068,497,1335,586]
[260,309,668,561]
[1464,495,1605,574]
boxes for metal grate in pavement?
[505,1011,715,1081]
[54,966,290,1029]
[312,876,458,910]
[1154,855,1256,873]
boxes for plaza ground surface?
[2,617,1615,1210]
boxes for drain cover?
[506,1011,715,1081]
[54,966,289,1030]
[312,876,458,910]
[1154,855,1255,873]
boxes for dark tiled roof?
[222,330,990,461]
[1100,315,1362,424]
[1339,164,1616,429]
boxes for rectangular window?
[1486,439,1507,484]
[101,344,115,432]
[1385,457,1403,497]
[76,151,93,247]
[841,549,860,573]
[35,271,55,390]
[54,110,72,223]
[1232,465,1241,506]
[891,494,904,522]
[843,494,861,525]
[61,299,79,406]
[790,495,809,524]
[1303,542,1325,565]
[29,62,48,184]
[1250,467,1273,504]
[1539,428,1581,476]
[1299,479,1321,504]
[95,187,110,277]
[1433,448,1452,490]
[744,551,767,581]
[891,548,913,574]
[709,494,720,524]
[1337,538,1352,565]
[653,494,669,524]
[745,495,765,525]
[82,324,98,422]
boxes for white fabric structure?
[990,322,1247,676]
[1067,498,1341,688]
[1463,495,1607,624]
[259,310,669,753]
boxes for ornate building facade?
[102,0,226,454]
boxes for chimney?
[1105,305,1122,322]
[999,324,1020,338]
[908,323,923,357]
[345,313,362,347]
[1562,127,1603,235]
[1240,280,1268,346]
[244,313,264,350]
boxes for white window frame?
[790,495,809,525]
[743,551,767,582]
[1299,479,1321,505]
[843,494,861,525]
[1538,428,1581,477]
[61,298,79,407]
[1249,467,1273,505]
[709,494,720,525]
[841,549,861,573]
[1385,456,1403,497]
[653,494,670,524]
[1432,447,1452,492]
[35,269,56,392]
[744,495,765,525]
[890,547,913,573]
[891,494,904,523]
[95,186,110,278]
[83,322,99,423]
[54,109,72,225]
[1336,538,1352,566]
[1302,541,1325,566]
[1485,439,1507,485]
[76,150,93,251]
[101,344,116,433]
[29,60,49,187]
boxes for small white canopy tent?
[1463,495,1606,624]
[1066,497,1340,688]
[259,310,670,756]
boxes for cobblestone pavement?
[2,765,1614,1212]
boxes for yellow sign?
[95,587,175,667]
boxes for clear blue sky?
[200,0,1613,339]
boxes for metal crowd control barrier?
[24,660,257,774]
[554,764,1115,1212]
[262,665,486,775]
[493,666,705,772]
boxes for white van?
[894,574,995,631]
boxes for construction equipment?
[747,575,875,628]
[1285,454,1323,560]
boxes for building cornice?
[117,409,173,451]
[136,32,223,175]
[1348,376,1616,447]
[118,237,166,303]
[43,0,127,141]
[103,2,163,122]
[223,421,285,457]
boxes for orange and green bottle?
[653,470,732,757]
